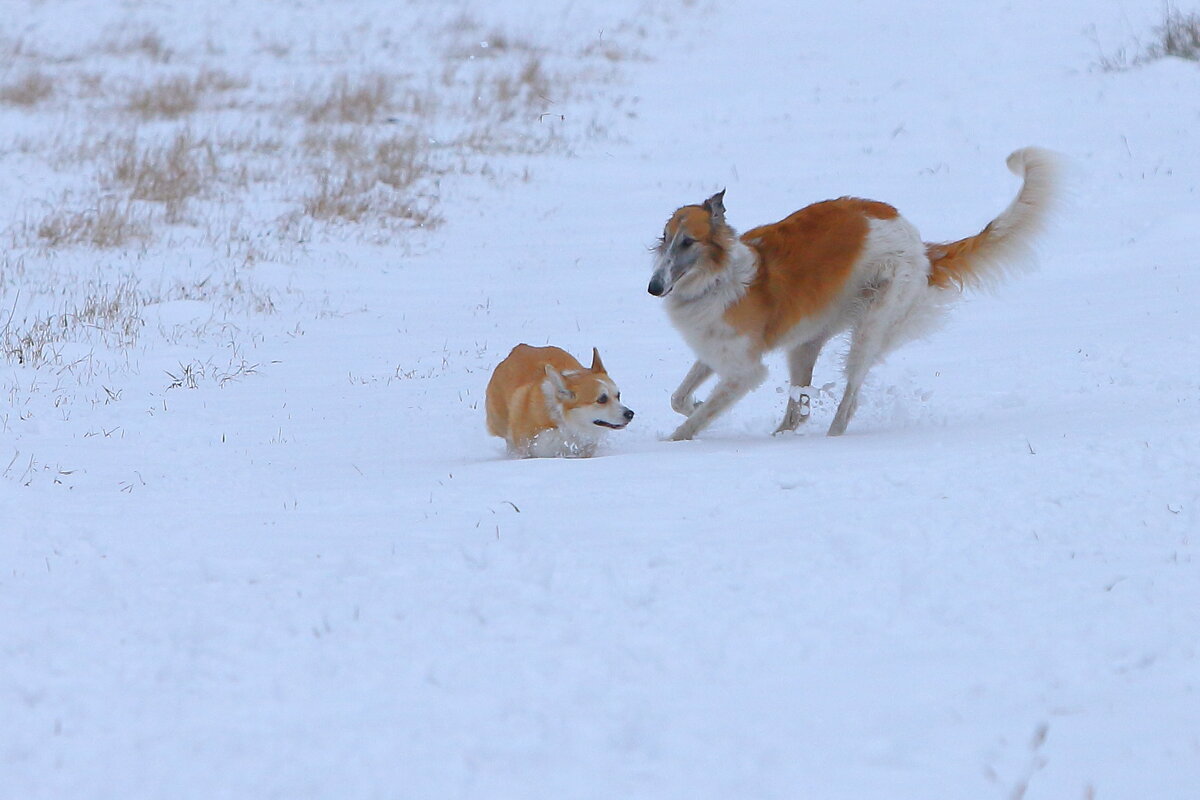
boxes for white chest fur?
[664,241,759,376]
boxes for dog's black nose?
[647,277,664,296]
[624,408,635,421]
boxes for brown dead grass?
[301,129,369,160]
[301,167,439,228]
[297,128,438,227]
[8,15,626,254]
[105,131,219,218]
[296,73,395,124]
[374,134,430,189]
[302,171,374,222]
[28,199,153,250]
[124,68,245,119]
[496,57,552,105]
[126,75,199,118]
[291,71,440,125]
[97,28,173,63]
[0,70,55,106]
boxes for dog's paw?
[670,396,703,417]
[667,424,696,442]
[773,394,811,434]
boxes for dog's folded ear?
[702,189,726,224]
[590,347,605,373]
[544,364,575,400]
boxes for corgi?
[648,147,1059,439]
[486,344,635,457]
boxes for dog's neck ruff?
[540,378,567,427]
[666,238,757,312]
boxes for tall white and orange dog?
[648,147,1059,439]
[486,344,634,457]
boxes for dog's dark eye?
[679,237,694,249]
[597,394,609,404]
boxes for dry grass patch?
[580,36,649,63]
[375,134,431,189]
[7,11,633,259]
[294,72,434,124]
[97,28,173,62]
[27,198,153,250]
[258,39,292,59]
[302,130,432,189]
[124,68,245,119]
[1,34,31,63]
[2,278,142,369]
[126,75,199,117]
[302,168,438,228]
[0,69,55,106]
[302,170,376,222]
[301,129,369,160]
[452,30,542,60]
[1093,5,1200,70]
[297,128,439,226]
[299,73,393,123]
[218,130,284,156]
[1150,6,1200,60]
[75,71,107,99]
[195,67,246,94]
[105,130,220,218]
[450,123,565,156]
[488,57,553,107]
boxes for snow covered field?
[3,0,1198,797]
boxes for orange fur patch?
[925,223,995,289]
[723,198,893,349]
[665,206,714,240]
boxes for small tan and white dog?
[647,147,1059,440]
[486,344,634,457]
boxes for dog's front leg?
[773,338,827,434]
[670,360,713,416]
[668,364,766,441]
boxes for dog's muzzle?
[594,408,635,429]
[647,276,666,297]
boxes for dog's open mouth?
[593,420,627,429]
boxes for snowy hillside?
[3,1,1198,798]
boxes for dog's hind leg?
[828,313,882,437]
[671,360,714,416]
[669,363,767,441]
[774,337,829,434]
[828,268,925,436]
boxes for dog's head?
[543,348,634,433]
[648,189,733,299]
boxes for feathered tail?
[926,147,1060,290]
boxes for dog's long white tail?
[926,147,1060,291]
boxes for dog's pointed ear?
[590,347,605,373]
[545,364,575,400]
[702,189,726,224]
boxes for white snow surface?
[4,1,1199,798]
